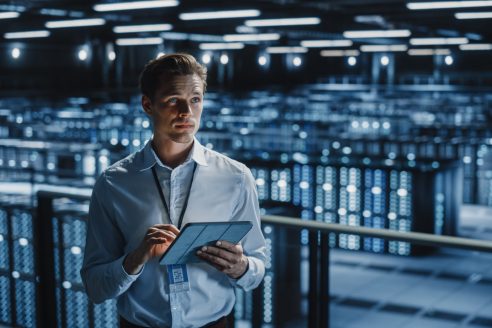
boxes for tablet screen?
[159,221,253,265]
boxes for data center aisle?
[328,205,492,328]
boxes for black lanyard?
[151,162,197,229]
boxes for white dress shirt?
[81,138,266,328]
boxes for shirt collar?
[138,137,208,172]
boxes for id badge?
[167,264,190,293]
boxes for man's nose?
[178,101,192,117]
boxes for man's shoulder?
[203,147,248,175]
[97,151,141,185]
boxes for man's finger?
[152,224,180,235]
[216,240,242,254]
[147,230,176,240]
[200,245,237,263]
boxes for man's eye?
[191,97,201,103]
[168,98,178,104]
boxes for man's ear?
[141,95,153,115]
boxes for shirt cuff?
[115,254,143,286]
[230,256,263,290]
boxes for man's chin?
[169,133,194,144]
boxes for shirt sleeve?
[229,165,267,291]
[80,173,142,304]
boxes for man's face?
[142,74,204,144]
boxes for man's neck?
[152,137,194,169]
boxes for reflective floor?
[328,205,492,328]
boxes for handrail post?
[308,230,320,328]
[320,232,329,328]
[35,192,57,327]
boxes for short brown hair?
[139,53,207,100]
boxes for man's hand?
[196,240,249,279]
[123,224,180,275]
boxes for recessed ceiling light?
[46,18,105,28]
[343,30,411,38]
[407,0,492,10]
[320,50,360,57]
[409,37,468,45]
[94,0,178,12]
[223,33,280,42]
[300,40,353,48]
[0,11,20,19]
[245,17,320,27]
[4,30,50,39]
[116,37,163,46]
[113,24,172,33]
[455,11,492,19]
[360,45,408,52]
[180,9,260,20]
[199,43,245,50]
[266,46,308,53]
[459,43,492,50]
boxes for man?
[81,53,266,328]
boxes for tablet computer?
[159,221,253,265]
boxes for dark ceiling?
[1,0,491,47]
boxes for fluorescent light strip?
[455,11,492,19]
[114,24,172,33]
[408,48,451,55]
[180,9,260,20]
[300,40,353,47]
[266,46,308,53]
[116,37,163,46]
[94,0,178,12]
[46,18,105,28]
[223,33,280,42]
[410,37,468,45]
[245,17,320,27]
[360,44,408,52]
[459,43,492,50]
[407,1,492,10]
[0,11,20,19]
[343,29,411,38]
[320,50,360,57]
[199,42,244,50]
[4,30,50,39]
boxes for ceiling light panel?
[407,48,451,55]
[300,40,353,47]
[46,18,105,28]
[320,50,360,56]
[360,44,408,52]
[94,0,178,12]
[407,0,492,10]
[180,9,260,20]
[245,17,321,27]
[455,11,492,19]
[113,24,172,33]
[266,46,308,53]
[199,43,245,50]
[223,33,280,42]
[459,43,492,50]
[343,30,411,38]
[4,30,50,39]
[410,37,468,45]
[0,12,20,19]
[116,37,163,45]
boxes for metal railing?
[8,189,492,327]
[261,214,492,328]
